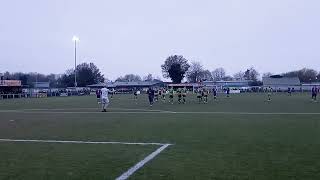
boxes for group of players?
[139,87,226,106]
[96,85,318,112]
[265,86,318,102]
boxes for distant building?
[167,83,201,89]
[33,82,50,89]
[203,80,252,88]
[262,76,301,90]
[0,80,22,95]
[88,81,165,92]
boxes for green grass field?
[0,93,320,180]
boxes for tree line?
[1,62,104,88]
[2,55,320,87]
[161,55,320,84]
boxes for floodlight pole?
[74,40,77,88]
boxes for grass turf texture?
[0,142,156,180]
[0,93,320,179]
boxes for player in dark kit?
[147,87,155,106]
[96,89,101,104]
[133,89,138,102]
[110,88,115,99]
[213,88,217,100]
[169,88,174,104]
[288,87,292,96]
[226,88,230,97]
[311,86,318,101]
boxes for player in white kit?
[100,86,112,112]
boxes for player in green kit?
[267,87,272,102]
[158,89,162,101]
[161,88,166,102]
[154,89,159,102]
[177,88,182,104]
[133,89,138,103]
[169,88,174,104]
[203,89,209,103]
[182,87,187,104]
[197,88,203,104]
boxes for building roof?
[262,77,301,86]
[114,81,161,86]
[87,83,115,88]
[205,80,251,83]
[168,83,200,87]
[87,81,163,88]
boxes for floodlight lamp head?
[72,36,80,42]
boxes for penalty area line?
[116,144,171,180]
[0,138,173,180]
[0,139,171,146]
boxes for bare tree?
[283,68,318,82]
[186,61,205,83]
[223,76,233,81]
[143,73,153,81]
[244,67,260,81]
[233,71,245,80]
[202,70,213,81]
[115,74,142,82]
[212,68,226,81]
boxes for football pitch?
[0,93,320,180]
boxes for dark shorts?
[148,96,154,102]
[178,94,182,98]
[183,94,186,97]
[97,95,101,99]
[169,95,173,98]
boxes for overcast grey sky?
[1,0,319,80]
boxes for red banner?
[0,80,22,86]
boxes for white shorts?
[101,98,109,104]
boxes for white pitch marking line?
[0,139,172,180]
[0,139,170,146]
[116,144,171,180]
[0,107,174,113]
[0,111,176,114]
